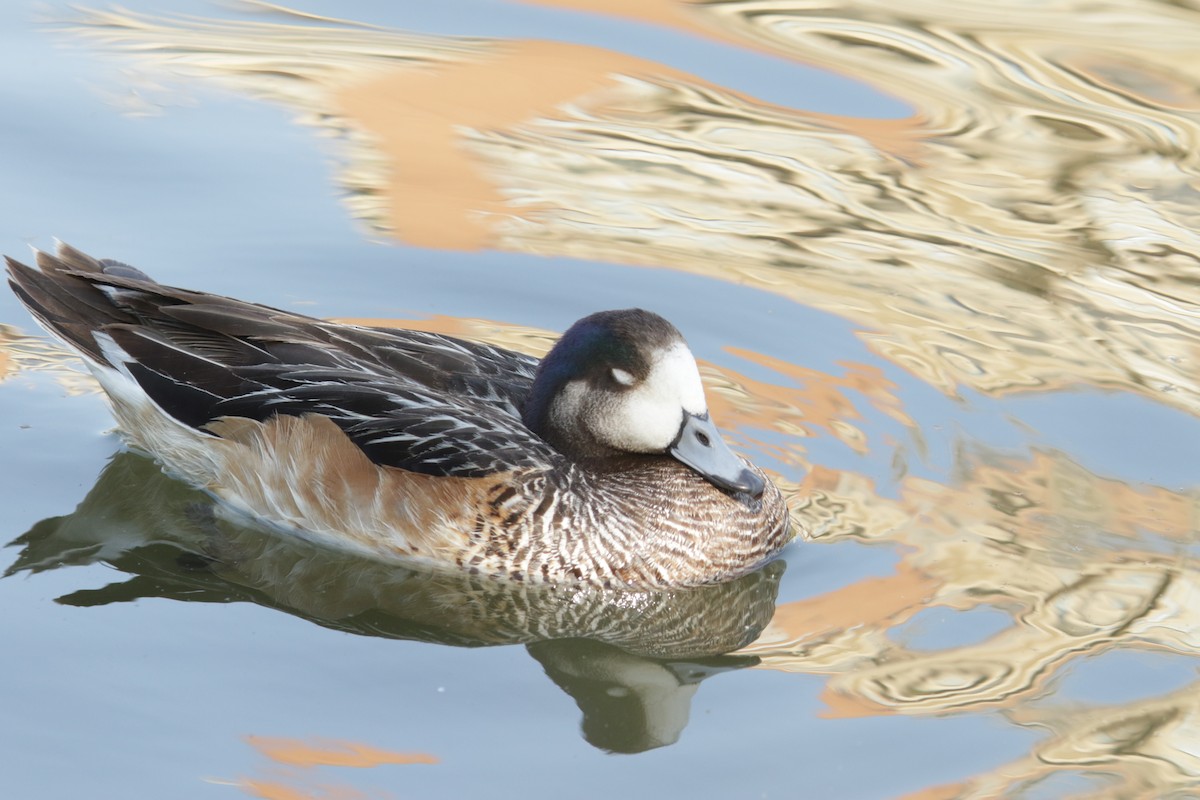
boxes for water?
[3,1,1200,797]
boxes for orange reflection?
[231,735,437,800]
[246,736,439,768]
[896,784,971,800]
[241,781,373,800]
[715,347,917,456]
[336,39,630,250]
[762,564,940,651]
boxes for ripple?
[24,0,1200,790]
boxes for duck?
[6,243,792,587]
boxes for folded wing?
[7,244,557,477]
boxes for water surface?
[3,1,1200,798]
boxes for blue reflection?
[777,540,901,602]
[1054,649,1200,705]
[995,390,1200,488]
[887,605,1013,651]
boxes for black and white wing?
[6,246,557,477]
[209,362,561,476]
[305,323,540,419]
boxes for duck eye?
[610,367,636,387]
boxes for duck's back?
[8,245,560,479]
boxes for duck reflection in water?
[5,452,782,753]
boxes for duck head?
[523,309,764,497]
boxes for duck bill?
[669,412,765,497]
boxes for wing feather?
[7,247,552,477]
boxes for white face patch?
[589,342,709,453]
[651,342,707,415]
[610,367,635,386]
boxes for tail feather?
[6,252,135,364]
[39,241,102,276]
[7,243,270,434]
[7,244,199,368]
